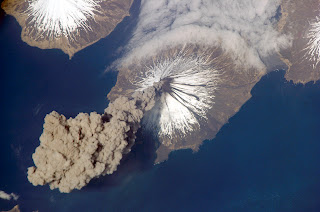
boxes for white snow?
[305,17,320,68]
[25,0,100,41]
[135,47,220,143]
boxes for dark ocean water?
[1,1,320,211]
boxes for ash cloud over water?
[27,0,294,192]
[112,0,292,145]
[28,84,161,193]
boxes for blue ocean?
[1,1,320,211]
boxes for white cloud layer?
[121,0,291,70]
[0,190,19,201]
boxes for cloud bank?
[28,84,161,193]
[0,191,19,201]
[27,0,293,193]
[120,0,291,70]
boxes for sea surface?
[1,1,320,211]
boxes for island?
[1,0,134,58]
[108,44,265,163]
[278,0,320,83]
[1,205,20,212]
[108,0,320,164]
[21,0,320,193]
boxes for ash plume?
[110,44,261,146]
[108,0,292,147]
[136,45,221,143]
[110,43,263,161]
[27,84,161,193]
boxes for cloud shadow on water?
[83,128,160,192]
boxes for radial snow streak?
[305,17,320,68]
[25,0,100,40]
[135,48,220,143]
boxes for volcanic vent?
[109,44,263,162]
[135,47,220,144]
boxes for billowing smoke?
[110,43,263,160]
[119,0,291,70]
[109,0,291,156]
[27,0,294,192]
[27,84,161,193]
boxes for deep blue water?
[1,1,320,211]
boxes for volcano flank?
[1,0,133,58]
[108,44,264,163]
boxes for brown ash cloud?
[27,83,162,193]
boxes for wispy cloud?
[0,190,19,201]
[120,0,291,70]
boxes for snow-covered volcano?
[1,0,133,58]
[109,44,263,162]
[25,0,100,41]
[306,17,320,68]
[131,47,221,144]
